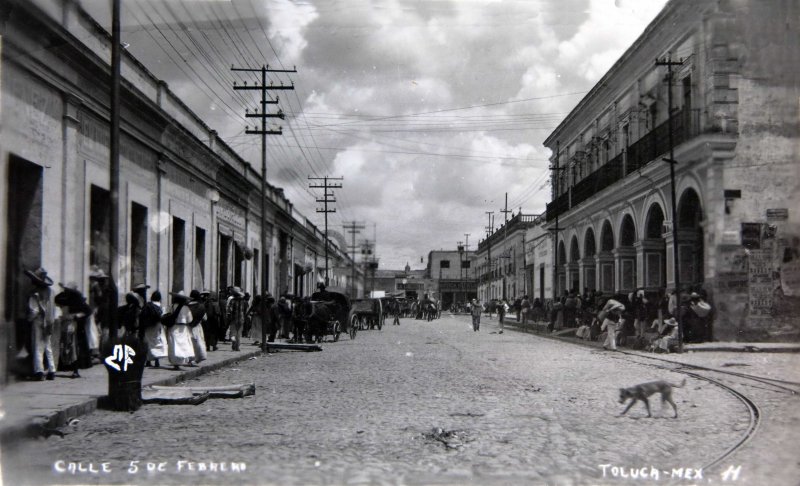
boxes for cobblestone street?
[4,314,798,486]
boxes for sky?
[81,0,668,270]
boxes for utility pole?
[500,193,512,300]
[657,53,685,353]
[309,176,343,286]
[107,0,121,339]
[343,221,365,299]
[232,63,295,351]
[549,141,566,301]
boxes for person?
[470,298,482,332]
[117,292,141,339]
[25,268,57,381]
[89,266,117,350]
[267,294,281,344]
[165,291,194,370]
[203,291,220,352]
[392,299,401,326]
[140,290,167,368]
[54,282,90,378]
[600,298,625,351]
[278,295,293,339]
[631,289,649,339]
[652,317,680,353]
[188,290,208,364]
[689,291,713,342]
[564,291,578,328]
[514,297,522,322]
[247,294,265,346]
[521,296,531,326]
[226,287,246,351]
[497,299,508,334]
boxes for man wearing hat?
[24,268,57,380]
[652,317,680,353]
[226,287,246,351]
[470,299,482,332]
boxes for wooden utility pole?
[549,141,565,301]
[657,53,685,353]
[232,64,296,351]
[108,0,121,339]
[309,176,343,286]
[343,221,365,299]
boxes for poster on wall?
[748,247,773,317]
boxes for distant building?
[523,214,554,305]
[476,214,538,302]
[543,0,800,340]
[426,250,477,309]
[372,263,435,301]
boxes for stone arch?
[557,239,567,266]
[583,227,597,257]
[619,214,637,247]
[678,188,703,229]
[569,235,580,262]
[677,187,705,286]
[645,203,665,239]
[600,220,614,252]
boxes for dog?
[618,379,686,418]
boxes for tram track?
[609,349,777,473]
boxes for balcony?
[546,109,702,222]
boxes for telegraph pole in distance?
[309,176,343,286]
[657,53,685,353]
[549,141,566,301]
[500,193,512,300]
[343,221,366,299]
[232,63,295,351]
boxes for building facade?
[0,0,360,381]
[476,214,537,302]
[523,214,554,305]
[426,250,477,309]
[543,0,799,340]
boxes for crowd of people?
[17,265,304,382]
[464,288,713,353]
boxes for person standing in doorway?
[470,299,482,332]
[25,268,57,381]
[226,287,245,351]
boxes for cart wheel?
[333,321,341,342]
[377,317,383,331]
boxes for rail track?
[609,349,800,473]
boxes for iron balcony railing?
[546,108,701,222]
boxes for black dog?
[619,379,686,418]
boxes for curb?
[0,348,264,445]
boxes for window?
[171,216,185,293]
[440,260,450,269]
[461,260,470,269]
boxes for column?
[596,252,615,294]
[614,247,637,293]
[635,238,666,290]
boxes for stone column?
[580,256,597,291]
[596,252,615,294]
[636,238,666,290]
[614,247,637,293]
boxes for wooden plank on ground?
[266,343,323,352]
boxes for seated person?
[651,318,680,353]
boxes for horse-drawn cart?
[303,290,354,342]
[349,298,384,331]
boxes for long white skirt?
[191,325,207,363]
[250,315,262,342]
[167,324,194,366]
[144,323,169,361]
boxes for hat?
[133,283,151,292]
[25,267,54,287]
[199,289,211,296]
[170,290,190,303]
[150,290,162,302]
[59,281,80,292]
[316,282,326,290]
[664,317,678,327]
[190,290,202,301]
[125,292,140,306]
[88,266,108,280]
[690,292,701,300]
[231,286,245,298]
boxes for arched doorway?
[618,214,637,292]
[678,188,704,286]
[557,239,567,296]
[568,236,580,293]
[599,221,615,293]
[643,203,667,289]
[583,228,597,291]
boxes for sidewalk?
[496,315,800,353]
[0,338,266,445]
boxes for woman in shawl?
[187,290,207,364]
[202,291,220,352]
[54,282,92,377]
[140,290,167,368]
[246,294,264,346]
[165,291,194,370]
